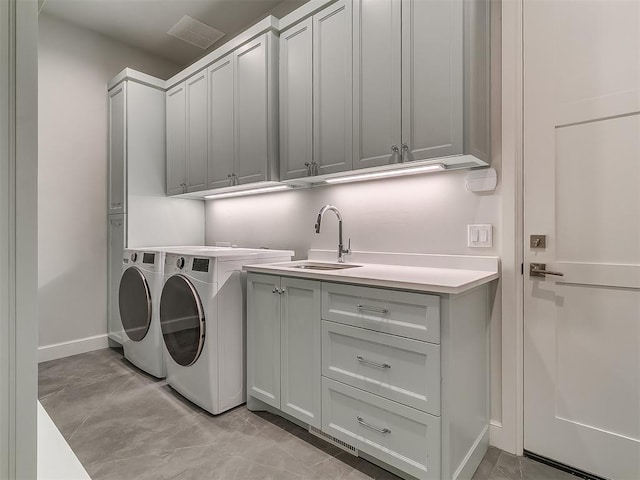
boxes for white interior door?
[523,2,640,479]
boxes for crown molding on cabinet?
[107,67,166,91]
[278,0,337,31]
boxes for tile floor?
[39,348,577,480]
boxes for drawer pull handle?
[357,304,389,315]
[356,355,391,369]
[357,416,391,435]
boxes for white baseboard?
[38,334,109,363]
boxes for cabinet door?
[185,72,208,192]
[280,19,314,180]
[280,277,321,428]
[401,0,463,161]
[247,274,281,409]
[313,0,353,175]
[353,0,402,169]
[234,35,270,185]
[166,83,186,196]
[108,83,127,214]
[107,214,126,344]
[208,55,236,189]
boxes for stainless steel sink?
[289,262,362,271]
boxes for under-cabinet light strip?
[325,163,446,184]
[205,185,291,200]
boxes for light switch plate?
[468,224,493,248]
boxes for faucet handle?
[344,238,352,256]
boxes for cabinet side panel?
[442,286,490,479]
[108,83,126,214]
[107,214,126,344]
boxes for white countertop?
[243,258,499,295]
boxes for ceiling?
[40,0,308,67]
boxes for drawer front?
[322,378,441,480]
[321,283,440,343]
[322,321,441,415]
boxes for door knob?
[530,263,564,277]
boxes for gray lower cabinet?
[247,273,490,480]
[247,274,322,428]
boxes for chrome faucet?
[315,205,351,263]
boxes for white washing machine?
[159,248,293,414]
[118,248,168,378]
[118,246,220,378]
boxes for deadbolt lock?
[530,235,546,248]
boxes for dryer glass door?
[119,266,152,342]
[159,275,205,367]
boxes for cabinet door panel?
[353,0,402,169]
[313,0,352,175]
[108,214,126,344]
[185,72,208,192]
[235,36,269,185]
[280,277,321,428]
[280,19,314,180]
[401,0,463,161]
[247,274,281,409]
[108,83,127,213]
[208,56,236,189]
[166,84,186,196]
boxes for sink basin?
[289,262,362,271]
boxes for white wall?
[37,14,180,353]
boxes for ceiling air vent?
[167,15,225,50]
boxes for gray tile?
[472,446,503,480]
[39,349,576,480]
[493,452,524,480]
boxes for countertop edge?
[243,265,499,295]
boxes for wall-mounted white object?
[468,224,493,248]
[465,167,497,192]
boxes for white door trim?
[495,0,525,456]
[0,0,38,477]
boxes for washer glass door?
[119,266,152,342]
[159,275,205,367]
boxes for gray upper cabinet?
[234,34,277,185]
[108,83,127,214]
[279,2,353,181]
[313,0,353,175]
[185,72,208,192]
[208,54,235,189]
[279,18,313,181]
[353,0,463,169]
[352,0,402,169]
[401,0,463,162]
[167,32,277,195]
[166,83,187,196]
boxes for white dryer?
[118,248,167,378]
[159,248,293,414]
